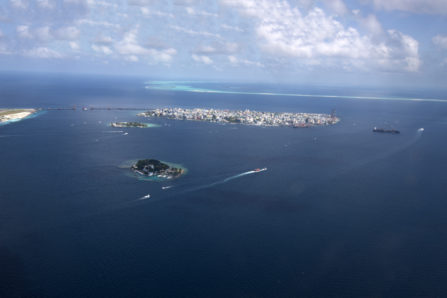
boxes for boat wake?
[184,168,267,193]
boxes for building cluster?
[138,108,339,128]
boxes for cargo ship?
[373,127,400,134]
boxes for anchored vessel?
[373,127,400,134]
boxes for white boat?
[418,128,424,132]
[162,186,173,190]
[140,194,151,200]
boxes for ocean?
[1,73,447,297]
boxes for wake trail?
[181,169,266,194]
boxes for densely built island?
[138,107,339,128]
[0,109,37,124]
[132,159,184,180]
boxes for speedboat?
[141,194,151,199]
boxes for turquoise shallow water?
[145,81,447,103]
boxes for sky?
[1,0,447,87]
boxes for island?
[111,121,153,128]
[131,159,184,180]
[138,107,339,128]
[0,109,37,125]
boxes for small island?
[0,109,37,125]
[111,121,152,128]
[132,159,184,180]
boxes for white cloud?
[385,29,420,72]
[128,0,156,6]
[94,35,114,45]
[185,7,218,17]
[170,25,221,39]
[126,55,139,62]
[433,35,447,49]
[368,0,447,15]
[115,28,151,56]
[37,0,54,9]
[222,0,421,72]
[221,24,244,32]
[24,47,63,58]
[195,42,239,55]
[357,14,383,36]
[151,48,177,63]
[10,0,27,9]
[114,28,177,63]
[35,26,53,42]
[92,44,113,55]
[77,19,121,29]
[54,26,80,40]
[228,55,264,67]
[321,0,348,16]
[141,7,174,18]
[17,25,32,39]
[192,54,213,64]
[87,0,118,9]
[17,25,80,42]
[69,41,80,50]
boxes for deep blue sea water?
[1,73,447,297]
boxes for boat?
[254,168,267,172]
[141,194,151,199]
[373,127,400,134]
[418,128,424,132]
[162,186,173,190]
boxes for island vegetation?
[132,159,184,180]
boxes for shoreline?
[0,109,38,126]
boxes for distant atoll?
[110,121,159,128]
[138,107,339,128]
[0,109,38,126]
[131,159,185,181]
